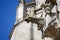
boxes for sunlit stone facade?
[10,0,60,40]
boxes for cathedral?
[9,0,60,40]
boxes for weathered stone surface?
[11,21,43,40]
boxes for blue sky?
[0,0,31,40]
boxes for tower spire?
[19,0,25,4]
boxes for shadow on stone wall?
[30,23,34,40]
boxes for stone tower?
[9,0,60,40]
